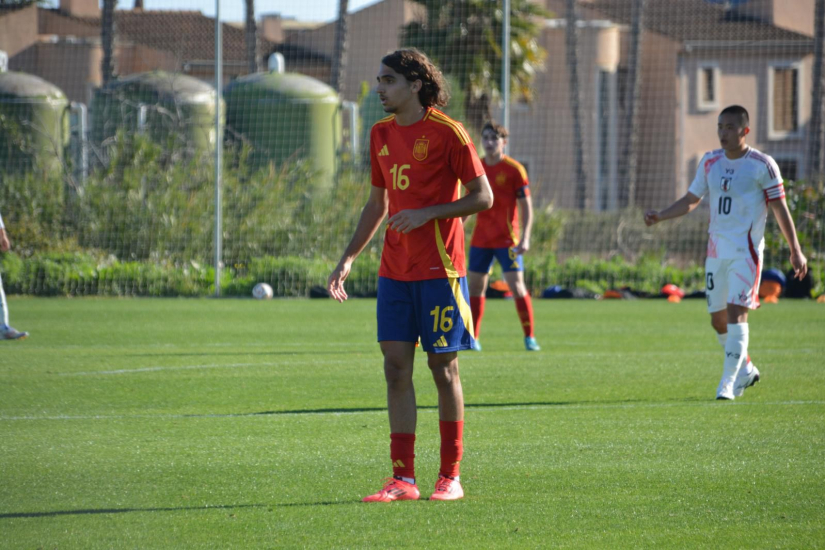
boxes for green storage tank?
[0,72,69,174]
[91,71,222,157]
[224,72,341,185]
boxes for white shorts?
[705,257,762,313]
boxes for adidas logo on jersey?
[378,144,389,156]
[433,335,449,348]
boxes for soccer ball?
[252,282,273,300]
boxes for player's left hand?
[387,208,431,234]
[0,230,10,253]
[790,249,808,280]
[513,241,530,255]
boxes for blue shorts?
[468,246,524,273]
[377,276,475,353]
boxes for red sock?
[470,296,485,339]
[515,295,534,337]
[390,433,415,480]
[439,420,463,478]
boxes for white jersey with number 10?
[688,147,785,261]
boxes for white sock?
[0,271,8,327]
[397,476,415,485]
[716,332,727,349]
[719,323,749,396]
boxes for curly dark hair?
[380,49,450,108]
[482,121,509,139]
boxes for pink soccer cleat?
[362,478,420,502]
[430,475,464,501]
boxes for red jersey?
[370,108,485,281]
[471,155,530,248]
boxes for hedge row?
[1,251,710,298]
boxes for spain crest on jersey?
[413,139,429,161]
[496,172,507,186]
[720,176,732,192]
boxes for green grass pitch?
[1,296,823,548]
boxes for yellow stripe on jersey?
[434,219,460,278]
[433,111,472,143]
[448,277,474,336]
[506,218,519,246]
[428,110,471,146]
[429,110,471,144]
[373,114,395,127]
[502,156,528,182]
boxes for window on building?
[697,64,719,111]
[772,66,800,134]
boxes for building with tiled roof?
[0,0,281,104]
[495,0,818,210]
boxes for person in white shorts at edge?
[644,105,807,400]
[0,209,29,341]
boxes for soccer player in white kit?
[644,105,807,400]
[0,210,29,341]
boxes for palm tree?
[331,0,350,94]
[101,0,116,85]
[565,0,587,210]
[619,0,646,208]
[245,0,260,73]
[402,0,548,132]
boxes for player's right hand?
[327,262,351,303]
[644,210,660,226]
[0,230,9,253]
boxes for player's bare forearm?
[644,193,701,226]
[328,188,388,302]
[769,199,802,252]
[515,196,533,253]
[388,175,493,233]
[338,195,388,266]
[0,228,9,253]
[769,199,808,279]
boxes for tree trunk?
[620,0,646,208]
[565,0,587,210]
[101,0,116,86]
[808,0,825,186]
[245,0,260,73]
[331,0,350,94]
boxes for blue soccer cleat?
[524,336,540,351]
[0,325,28,341]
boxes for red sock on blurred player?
[515,295,534,338]
[470,296,485,339]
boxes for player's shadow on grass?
[0,503,267,519]
[231,398,683,417]
[123,350,347,358]
[1,501,362,519]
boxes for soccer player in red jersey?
[327,49,493,502]
[465,122,540,351]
